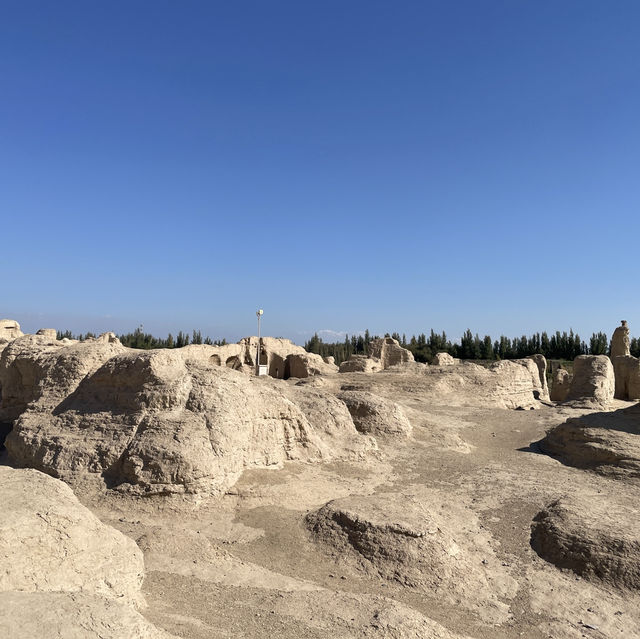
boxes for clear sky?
[2,1,639,343]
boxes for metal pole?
[256,309,263,374]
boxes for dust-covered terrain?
[1,327,639,638]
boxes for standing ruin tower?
[610,320,631,358]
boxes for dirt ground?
[74,373,640,639]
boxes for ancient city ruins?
[1,318,640,638]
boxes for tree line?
[56,327,227,349]
[304,329,640,366]
[54,325,640,365]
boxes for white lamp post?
[256,309,263,374]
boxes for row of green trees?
[305,329,375,363]
[304,329,640,365]
[56,327,227,349]
[55,326,640,364]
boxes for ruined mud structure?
[183,336,337,379]
[1,318,640,639]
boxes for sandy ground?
[61,374,640,638]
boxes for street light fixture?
[256,309,264,375]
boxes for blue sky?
[2,1,639,343]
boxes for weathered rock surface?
[306,491,517,623]
[550,368,571,402]
[137,524,471,638]
[539,403,640,480]
[238,336,309,377]
[5,341,372,495]
[35,328,57,339]
[565,355,615,406]
[0,466,145,604]
[339,355,382,374]
[613,355,640,400]
[286,352,338,378]
[0,318,24,342]
[280,383,377,452]
[528,354,550,400]
[95,330,120,343]
[0,334,125,422]
[337,390,412,437]
[368,337,414,369]
[0,592,172,639]
[366,359,547,409]
[270,591,476,639]
[531,492,640,589]
[182,337,336,379]
[610,320,631,358]
[482,359,548,408]
[432,352,456,366]
[0,467,172,638]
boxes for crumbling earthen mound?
[488,358,549,405]
[35,328,57,339]
[531,492,640,589]
[306,491,516,623]
[528,354,550,400]
[339,354,382,373]
[550,368,571,402]
[0,318,24,342]
[0,467,171,638]
[338,357,549,410]
[432,352,456,366]
[425,359,548,409]
[286,352,337,378]
[337,390,412,437]
[0,466,144,604]
[565,355,615,406]
[538,403,640,480]
[368,337,414,369]
[613,355,640,400]
[0,334,125,422]
[611,320,631,358]
[5,341,373,495]
[182,337,337,379]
